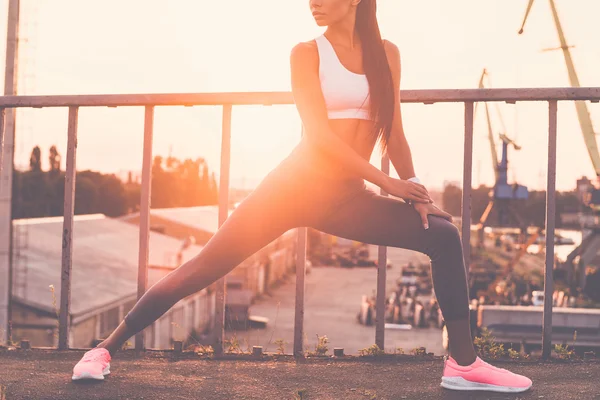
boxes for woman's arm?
[290,42,390,188]
[383,40,418,181]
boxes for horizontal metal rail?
[0,87,597,108]
[0,87,597,358]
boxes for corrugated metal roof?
[13,214,203,317]
[150,206,233,234]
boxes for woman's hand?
[382,176,432,204]
[412,202,453,230]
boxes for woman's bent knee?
[429,216,460,239]
[424,217,462,255]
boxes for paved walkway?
[1,350,599,400]
[232,246,443,356]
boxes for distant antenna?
[13,0,38,302]
[11,0,38,170]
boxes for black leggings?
[124,146,470,332]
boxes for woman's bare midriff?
[295,119,379,180]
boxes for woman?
[72,0,532,393]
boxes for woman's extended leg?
[97,162,315,354]
[312,186,477,365]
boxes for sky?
[1,0,599,191]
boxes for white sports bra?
[315,35,371,121]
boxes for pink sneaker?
[72,348,111,381]
[441,356,532,393]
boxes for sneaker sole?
[72,365,110,381]
[441,376,531,393]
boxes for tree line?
[13,144,582,227]
[12,145,219,219]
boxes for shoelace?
[478,358,510,374]
[82,351,108,364]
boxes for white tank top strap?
[314,34,372,121]
[314,35,338,68]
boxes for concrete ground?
[1,350,599,400]
[231,246,444,356]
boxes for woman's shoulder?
[382,39,401,68]
[290,40,319,66]
[291,40,318,55]
[382,39,400,57]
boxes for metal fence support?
[0,107,6,345]
[461,102,475,269]
[542,100,558,359]
[135,105,155,352]
[0,108,5,177]
[294,227,307,357]
[214,104,232,355]
[375,153,390,350]
[1,88,599,109]
[58,106,79,350]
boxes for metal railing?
[1,87,599,359]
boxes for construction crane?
[476,70,501,181]
[474,69,529,247]
[519,0,600,209]
[519,0,600,298]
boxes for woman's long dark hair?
[356,0,395,153]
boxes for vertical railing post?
[462,102,474,270]
[1,0,19,346]
[135,105,154,352]
[0,107,6,345]
[58,106,79,350]
[375,153,390,351]
[542,100,558,360]
[0,108,5,177]
[214,104,232,355]
[294,227,307,357]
